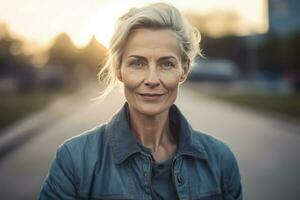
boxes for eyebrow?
[159,56,177,61]
[128,55,178,61]
[127,55,147,61]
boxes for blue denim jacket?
[40,102,242,200]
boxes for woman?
[40,3,242,200]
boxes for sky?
[0,0,267,49]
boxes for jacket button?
[177,174,184,185]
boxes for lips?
[138,92,165,100]
[139,93,164,96]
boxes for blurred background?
[0,0,299,199]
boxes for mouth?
[137,92,165,100]
[139,93,164,96]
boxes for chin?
[134,102,171,116]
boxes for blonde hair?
[96,2,202,100]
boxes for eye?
[160,61,175,68]
[129,59,145,68]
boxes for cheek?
[158,70,182,88]
[120,67,182,90]
[121,68,144,88]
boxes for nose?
[144,66,160,87]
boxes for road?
[0,82,299,200]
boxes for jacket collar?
[107,102,208,164]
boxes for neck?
[128,105,176,155]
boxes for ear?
[116,67,123,82]
[179,59,190,83]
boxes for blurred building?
[269,0,300,36]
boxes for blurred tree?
[257,35,283,73]
[201,35,248,74]
[47,33,82,85]
[47,33,107,85]
[47,33,78,67]
[186,11,250,76]
[79,35,107,73]
[256,31,300,90]
[0,23,36,92]
[286,32,300,73]
[257,31,300,73]
[1,24,109,92]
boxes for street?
[0,82,299,200]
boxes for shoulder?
[58,123,109,158]
[191,131,242,196]
[192,130,231,153]
[191,130,238,166]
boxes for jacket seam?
[64,144,80,194]
[220,144,231,194]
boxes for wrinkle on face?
[118,28,189,116]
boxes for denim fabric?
[151,158,178,199]
[39,102,242,200]
[138,142,178,200]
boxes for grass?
[0,86,76,132]
[210,92,300,120]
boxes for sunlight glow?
[0,0,267,49]
[73,4,126,48]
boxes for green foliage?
[0,91,56,131]
[212,93,300,120]
[0,84,77,131]
[257,31,300,73]
[201,35,247,73]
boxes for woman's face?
[118,28,189,116]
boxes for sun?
[71,4,129,48]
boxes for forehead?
[122,28,181,59]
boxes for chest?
[76,155,224,200]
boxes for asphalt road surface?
[0,82,299,200]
